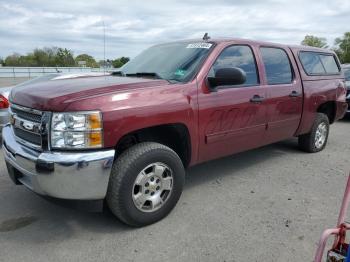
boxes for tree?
[44,47,59,66]
[33,48,50,66]
[2,47,106,67]
[4,53,21,66]
[334,32,350,64]
[21,53,37,66]
[4,47,60,66]
[301,35,328,48]
[55,48,75,67]
[75,54,98,68]
[0,57,4,66]
[112,57,130,68]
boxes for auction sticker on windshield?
[186,43,212,49]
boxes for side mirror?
[207,67,246,90]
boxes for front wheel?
[298,113,330,153]
[106,142,185,227]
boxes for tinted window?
[320,55,340,74]
[344,68,350,81]
[299,52,325,74]
[299,51,340,75]
[208,45,258,86]
[260,47,293,85]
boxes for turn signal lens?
[88,132,103,147]
[88,113,102,129]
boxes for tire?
[106,142,185,227]
[298,113,330,153]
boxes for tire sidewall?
[310,114,330,152]
[111,146,185,226]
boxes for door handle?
[289,91,301,97]
[250,95,265,103]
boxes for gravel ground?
[0,118,349,262]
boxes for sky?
[0,0,349,60]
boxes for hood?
[10,74,169,111]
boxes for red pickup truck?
[3,38,348,226]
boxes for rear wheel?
[298,113,330,153]
[106,142,185,227]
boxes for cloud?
[0,0,349,60]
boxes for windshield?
[120,42,214,83]
[344,68,350,81]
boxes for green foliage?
[0,57,4,65]
[4,47,59,66]
[5,53,23,66]
[112,57,130,68]
[31,47,59,66]
[301,35,328,48]
[75,54,98,68]
[55,48,75,66]
[334,32,350,64]
[4,47,74,67]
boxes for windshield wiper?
[125,72,163,80]
[114,71,174,82]
[167,78,181,83]
[111,71,125,76]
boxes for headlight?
[51,111,103,149]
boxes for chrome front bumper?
[2,125,115,200]
[0,108,9,132]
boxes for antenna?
[103,20,106,74]
[203,33,210,41]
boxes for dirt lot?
[0,118,349,262]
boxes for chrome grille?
[13,127,42,145]
[11,107,42,123]
[9,104,49,150]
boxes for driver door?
[197,44,268,163]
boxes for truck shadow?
[185,138,301,189]
[0,138,303,241]
[339,114,350,122]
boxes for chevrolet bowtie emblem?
[21,121,35,131]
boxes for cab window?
[260,47,293,85]
[208,45,259,86]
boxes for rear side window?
[299,51,340,75]
[344,68,350,81]
[208,45,259,86]
[299,52,325,74]
[319,55,340,74]
[260,47,293,85]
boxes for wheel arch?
[317,101,336,124]
[114,123,192,168]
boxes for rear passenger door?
[259,47,303,143]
